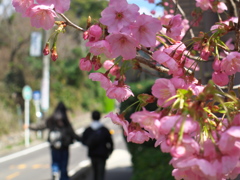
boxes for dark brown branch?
[134,54,169,73]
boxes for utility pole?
[41,30,50,117]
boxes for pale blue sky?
[127,0,163,17]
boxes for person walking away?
[82,110,114,180]
[30,102,81,180]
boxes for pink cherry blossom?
[211,17,238,33]
[106,33,138,60]
[200,46,211,60]
[105,112,129,135]
[106,81,134,102]
[167,135,200,158]
[102,60,121,77]
[187,83,204,96]
[152,42,187,76]
[196,0,212,11]
[170,77,187,89]
[218,127,240,156]
[86,40,112,58]
[89,72,112,90]
[159,115,200,135]
[87,25,102,42]
[172,157,217,179]
[79,55,92,71]
[36,0,70,13]
[232,113,240,126]
[130,109,161,139]
[212,2,228,13]
[212,71,229,86]
[127,122,150,144]
[166,14,184,40]
[131,14,162,47]
[12,0,34,17]
[221,52,240,75]
[25,4,57,30]
[151,78,176,107]
[212,59,221,71]
[100,0,139,33]
[153,50,179,74]
[91,56,102,71]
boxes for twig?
[171,0,195,38]
[184,54,206,62]
[135,54,193,75]
[134,54,169,73]
[58,13,85,32]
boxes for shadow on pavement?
[70,166,132,180]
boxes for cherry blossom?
[89,72,112,90]
[100,0,139,33]
[221,52,240,75]
[131,14,162,47]
[127,122,150,144]
[106,81,134,102]
[130,109,161,138]
[105,112,129,135]
[79,55,92,71]
[25,4,57,30]
[151,78,176,107]
[195,0,212,11]
[36,0,70,13]
[11,0,240,179]
[86,40,112,58]
[12,0,34,17]
[106,33,138,60]
[86,25,102,42]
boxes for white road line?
[0,127,85,164]
[0,142,49,163]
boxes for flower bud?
[51,47,58,61]
[87,16,92,29]
[43,42,50,55]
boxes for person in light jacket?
[82,110,114,180]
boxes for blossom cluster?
[11,0,240,179]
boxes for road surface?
[0,117,127,180]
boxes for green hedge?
[120,80,173,180]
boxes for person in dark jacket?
[30,102,81,180]
[82,110,114,180]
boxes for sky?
[127,0,163,17]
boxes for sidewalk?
[71,149,133,180]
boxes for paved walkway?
[71,149,133,180]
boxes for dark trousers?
[51,147,69,180]
[91,157,106,180]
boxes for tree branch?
[134,54,169,73]
[171,0,195,38]
[58,13,85,32]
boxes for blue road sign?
[33,90,41,101]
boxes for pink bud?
[43,43,50,55]
[51,47,58,61]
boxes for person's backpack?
[49,129,62,149]
[86,128,102,148]
[49,128,74,149]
